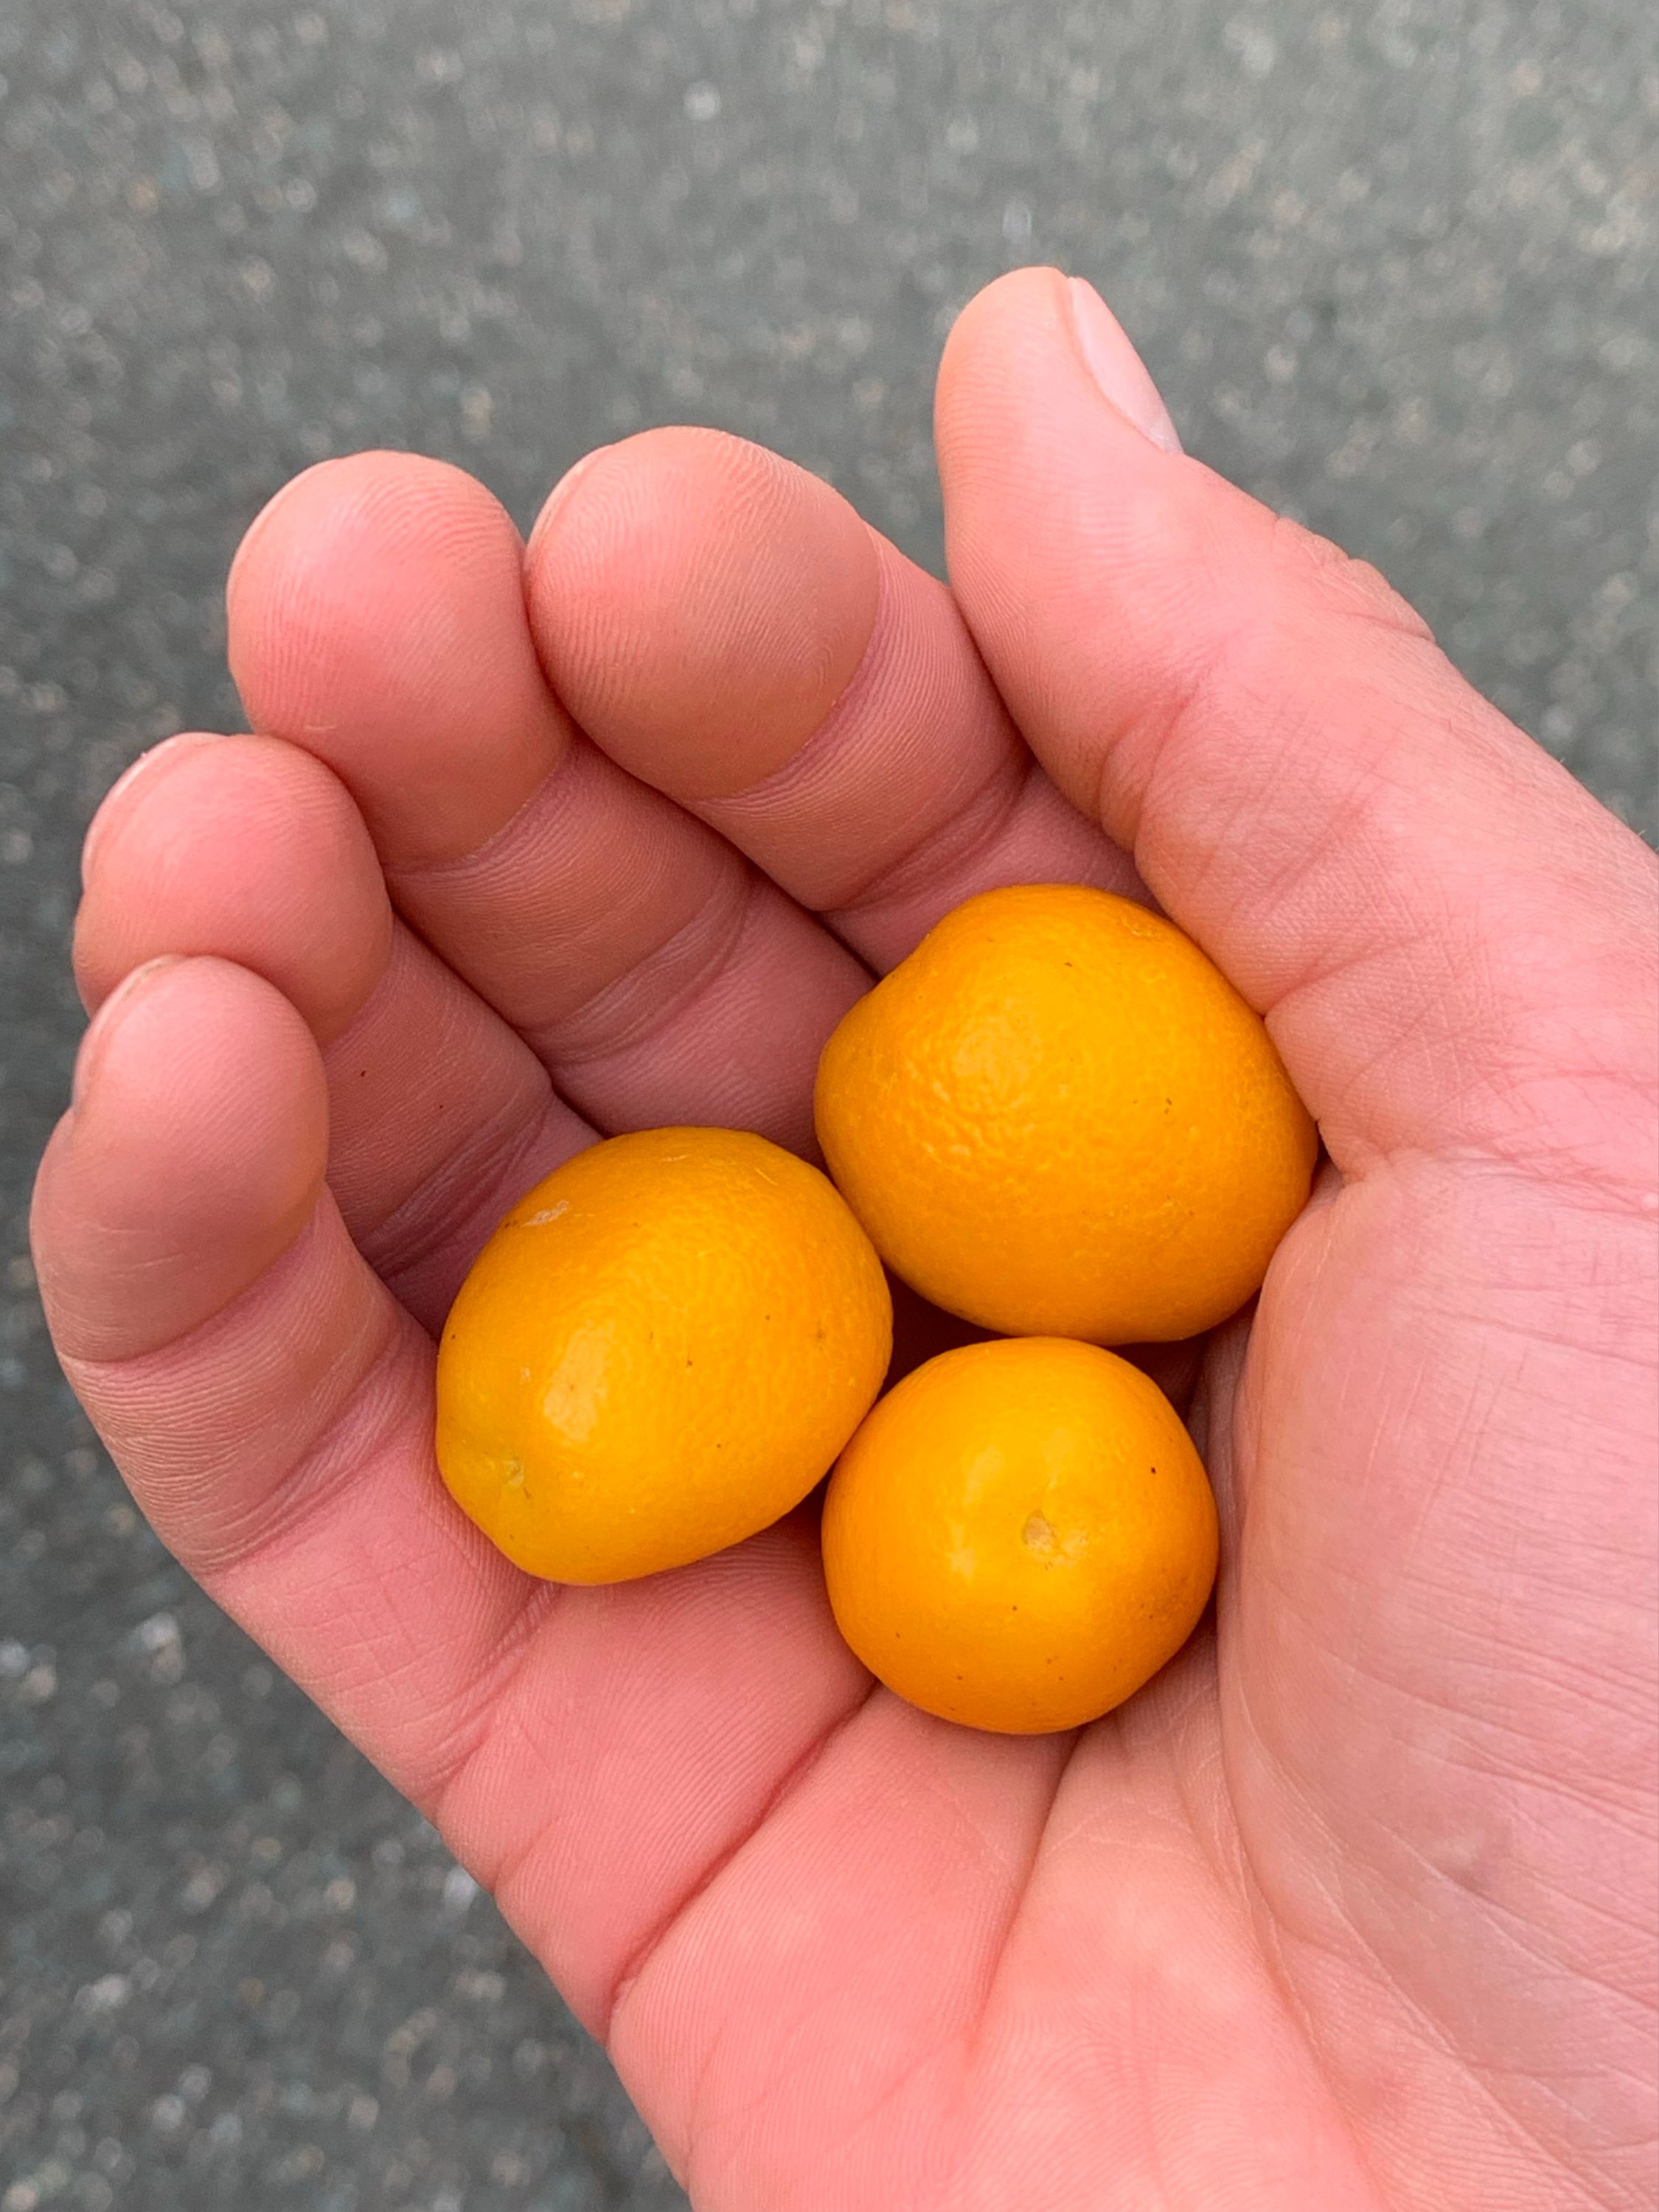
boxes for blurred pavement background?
[1,1,1655,2207]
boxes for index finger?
[524,428,1145,970]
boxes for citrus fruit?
[821,1337,1217,1733]
[435,1127,892,1583]
[814,883,1317,1343]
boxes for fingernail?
[528,443,615,554]
[71,955,183,1110]
[81,732,223,888]
[1066,278,1183,456]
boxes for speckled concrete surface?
[1,2,1655,2207]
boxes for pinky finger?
[29,956,545,1804]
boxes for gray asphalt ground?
[1,2,1655,2208]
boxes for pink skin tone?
[34,267,1658,2211]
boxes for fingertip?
[80,731,229,892]
[67,952,186,1108]
[941,262,1068,343]
[75,732,393,1043]
[525,426,880,801]
[34,956,330,1364]
[942,270,1183,473]
[936,266,1071,448]
[226,450,560,866]
[226,448,503,622]
[936,262,1186,507]
[524,441,616,564]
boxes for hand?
[33,268,1657,2212]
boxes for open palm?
[34,271,1657,2211]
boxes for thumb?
[936,267,1656,1189]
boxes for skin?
[32,268,1658,2211]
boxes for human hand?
[33,268,1658,2211]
